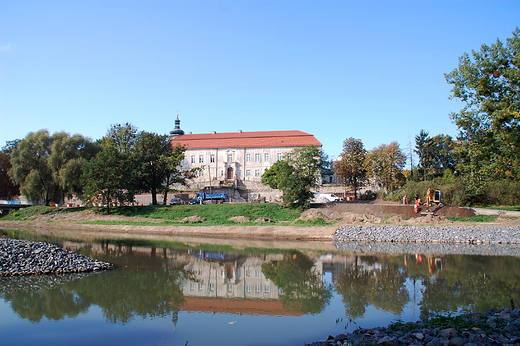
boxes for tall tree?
[445,28,520,195]
[334,137,366,199]
[0,152,19,199]
[364,142,406,193]
[81,145,134,213]
[262,145,323,210]
[9,130,97,204]
[414,129,429,181]
[134,132,171,205]
[415,131,456,180]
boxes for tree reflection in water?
[2,235,520,328]
[262,250,332,314]
[334,256,409,319]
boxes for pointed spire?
[170,113,185,138]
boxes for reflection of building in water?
[181,251,284,300]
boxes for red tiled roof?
[171,130,321,149]
[180,296,303,316]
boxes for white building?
[170,116,322,199]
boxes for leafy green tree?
[415,129,430,181]
[81,145,134,213]
[445,28,520,195]
[415,131,456,181]
[261,159,292,189]
[334,137,366,199]
[8,130,98,204]
[364,142,406,193]
[262,145,323,210]
[0,152,19,199]
[134,132,173,205]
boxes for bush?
[387,177,520,207]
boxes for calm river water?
[1,228,520,346]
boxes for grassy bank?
[0,203,311,226]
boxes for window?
[246,170,251,177]
[246,285,251,293]
[227,284,232,293]
[277,153,282,161]
[236,170,241,177]
[255,285,260,293]
[199,155,204,163]
[246,153,251,162]
[210,154,215,163]
[191,155,195,164]
[254,169,260,177]
[199,170,204,177]
[209,283,215,292]
[198,283,204,291]
[245,269,251,277]
[255,153,260,162]
[264,153,269,162]
[255,270,261,277]
[265,285,270,294]
[190,282,194,291]
[227,154,233,163]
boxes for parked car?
[312,192,340,203]
[188,199,201,205]
[169,198,181,205]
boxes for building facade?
[170,117,322,198]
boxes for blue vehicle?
[195,192,228,202]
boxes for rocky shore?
[0,238,113,276]
[334,225,520,244]
[306,308,520,346]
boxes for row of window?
[197,169,265,178]
[190,152,284,164]
[186,281,273,294]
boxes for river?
[1,228,519,346]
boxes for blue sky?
[1,0,519,162]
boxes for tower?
[169,114,185,139]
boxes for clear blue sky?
[1,0,519,162]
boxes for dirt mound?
[322,202,475,219]
[254,217,273,223]
[181,215,207,223]
[229,216,251,223]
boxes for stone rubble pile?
[307,308,520,346]
[0,238,113,276]
[334,226,520,244]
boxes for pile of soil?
[320,202,475,219]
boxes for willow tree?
[9,130,98,204]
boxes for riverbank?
[0,203,518,245]
[306,308,520,346]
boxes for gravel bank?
[0,238,113,276]
[333,241,520,256]
[334,225,520,244]
[306,308,520,346]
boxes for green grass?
[389,313,506,334]
[446,215,498,222]
[471,204,520,212]
[1,203,303,225]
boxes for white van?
[312,193,340,203]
